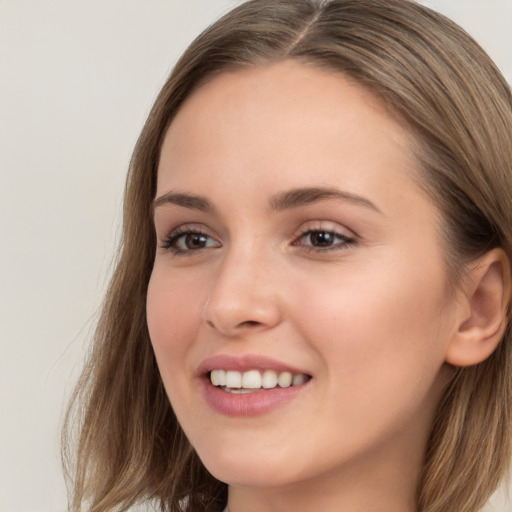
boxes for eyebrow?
[153,192,215,213]
[269,187,382,214]
[152,186,381,215]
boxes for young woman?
[63,1,512,511]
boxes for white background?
[1,1,511,511]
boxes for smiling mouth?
[209,369,312,393]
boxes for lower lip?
[201,377,309,417]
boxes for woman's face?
[147,61,459,492]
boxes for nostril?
[238,320,260,327]
[205,318,262,332]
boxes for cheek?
[146,269,205,382]
[292,254,452,397]
[289,270,452,457]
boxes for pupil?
[312,232,333,246]
[187,234,206,248]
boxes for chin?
[209,465,295,489]
[197,446,303,488]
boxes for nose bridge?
[203,241,281,335]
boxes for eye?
[295,229,355,251]
[161,228,221,255]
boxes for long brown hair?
[63,1,512,511]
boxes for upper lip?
[197,354,309,377]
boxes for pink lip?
[197,354,312,417]
[201,378,309,417]
[196,354,307,376]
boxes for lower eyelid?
[161,229,221,254]
[295,229,354,244]
[158,223,355,254]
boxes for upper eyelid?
[160,222,215,238]
[294,220,358,238]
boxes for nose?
[202,250,282,337]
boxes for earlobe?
[446,248,511,367]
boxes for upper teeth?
[210,369,308,389]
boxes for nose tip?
[202,265,282,337]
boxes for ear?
[446,248,511,367]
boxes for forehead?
[158,61,421,203]
[164,60,408,151]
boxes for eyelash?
[160,226,218,255]
[160,226,356,256]
[293,228,356,252]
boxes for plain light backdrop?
[1,1,511,511]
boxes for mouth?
[209,369,312,393]
[198,354,312,415]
